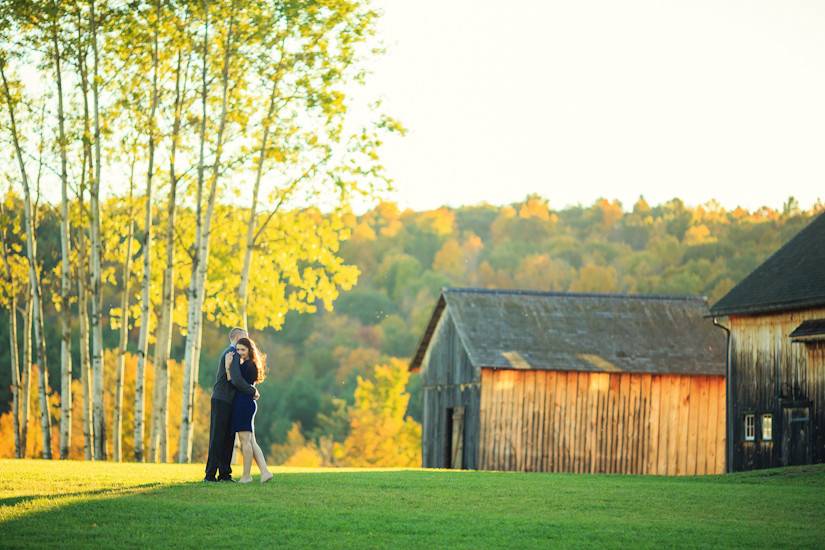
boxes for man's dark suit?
[204,345,257,481]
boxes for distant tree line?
[3,190,818,465]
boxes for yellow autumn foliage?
[0,350,210,461]
[333,359,421,467]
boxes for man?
[204,327,259,482]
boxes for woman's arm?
[228,353,257,397]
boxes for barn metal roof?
[710,212,825,316]
[410,288,726,375]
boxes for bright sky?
[364,0,825,212]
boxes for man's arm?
[228,352,257,397]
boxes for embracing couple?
[203,327,274,484]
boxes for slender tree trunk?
[20,294,32,456]
[78,226,94,460]
[134,0,161,462]
[33,272,51,459]
[1,201,21,457]
[88,0,106,460]
[150,49,186,463]
[179,1,209,463]
[1,59,52,459]
[238,85,278,331]
[8,295,21,457]
[113,170,135,462]
[180,0,237,461]
[51,5,73,460]
[77,6,95,462]
[149,185,174,464]
[134,180,152,463]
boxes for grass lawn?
[1,459,823,549]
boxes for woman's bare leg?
[251,435,273,482]
[238,431,254,482]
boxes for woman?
[225,337,273,484]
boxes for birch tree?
[20,289,32,455]
[0,58,52,458]
[131,0,162,462]
[111,163,135,462]
[234,0,391,331]
[150,13,193,461]
[72,0,97,461]
[179,0,239,462]
[0,191,24,457]
[46,0,74,460]
[75,170,95,460]
[86,0,107,460]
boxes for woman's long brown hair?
[236,337,266,383]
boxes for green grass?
[1,460,824,549]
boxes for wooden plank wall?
[729,308,825,470]
[805,343,825,464]
[478,369,726,475]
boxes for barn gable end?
[417,309,481,469]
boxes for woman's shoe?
[260,472,274,484]
[239,477,254,484]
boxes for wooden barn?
[710,212,825,471]
[410,288,727,475]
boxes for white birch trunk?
[20,294,32,456]
[89,0,106,460]
[1,202,22,457]
[112,174,135,462]
[179,0,236,462]
[8,296,21,457]
[78,240,94,460]
[134,0,161,462]
[150,41,189,463]
[52,13,73,459]
[1,60,52,459]
[77,6,95,462]
[179,1,209,463]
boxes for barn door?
[445,406,465,469]
[782,406,811,466]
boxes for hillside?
[1,198,822,464]
[1,460,824,548]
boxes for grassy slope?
[1,460,824,549]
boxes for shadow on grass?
[1,467,824,549]
[0,470,478,548]
[0,483,164,508]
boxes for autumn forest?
[0,0,823,469]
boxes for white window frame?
[744,414,755,441]
[762,414,773,441]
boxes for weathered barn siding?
[478,369,726,475]
[420,311,481,469]
[806,343,825,460]
[729,308,825,470]
[413,288,725,473]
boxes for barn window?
[744,414,755,441]
[762,414,773,441]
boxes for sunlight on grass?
[1,460,824,549]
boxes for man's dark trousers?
[204,398,234,480]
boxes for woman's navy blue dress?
[231,360,258,433]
